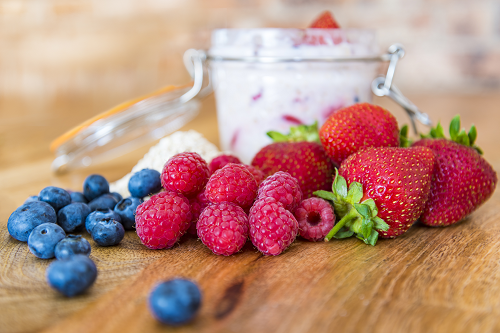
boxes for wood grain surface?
[1,94,499,333]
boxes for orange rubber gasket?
[50,82,193,152]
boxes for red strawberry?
[319,103,400,166]
[412,115,497,226]
[309,11,340,29]
[315,146,435,245]
[251,123,334,198]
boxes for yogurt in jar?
[209,28,380,163]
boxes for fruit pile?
[5,10,498,325]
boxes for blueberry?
[128,169,162,198]
[24,196,39,204]
[88,194,119,212]
[46,255,97,297]
[85,209,122,234]
[110,192,123,202]
[28,223,66,259]
[83,174,109,201]
[70,192,88,203]
[57,203,91,233]
[54,235,91,260]
[148,279,202,325]
[39,186,72,212]
[8,201,57,242]
[114,197,143,230]
[91,218,125,246]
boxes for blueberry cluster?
[7,168,201,324]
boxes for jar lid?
[209,28,380,59]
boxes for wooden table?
[1,93,499,333]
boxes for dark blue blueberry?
[85,209,122,234]
[128,169,162,198]
[91,219,125,246]
[54,235,91,260]
[83,174,109,201]
[148,279,202,325]
[57,203,91,233]
[354,95,360,103]
[110,192,123,202]
[114,197,143,230]
[28,223,66,259]
[39,186,71,212]
[88,194,119,212]
[24,196,39,204]
[8,201,57,242]
[46,255,97,297]
[70,192,88,203]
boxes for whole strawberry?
[319,103,400,166]
[135,191,192,249]
[315,146,435,245]
[161,152,210,197]
[309,11,340,29]
[412,115,497,226]
[251,123,333,198]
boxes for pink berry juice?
[209,28,380,163]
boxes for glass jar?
[209,28,381,163]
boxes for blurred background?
[1,0,499,170]
[1,0,499,99]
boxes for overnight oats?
[209,28,381,163]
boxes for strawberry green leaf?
[435,122,446,138]
[449,115,460,141]
[267,131,289,142]
[468,124,477,145]
[354,203,371,219]
[313,190,336,201]
[360,217,373,239]
[420,114,484,155]
[332,227,354,239]
[399,125,412,147]
[346,182,363,204]
[373,216,389,231]
[332,169,348,198]
[361,198,378,217]
[367,230,379,246]
[456,130,470,146]
[267,122,320,143]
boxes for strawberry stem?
[315,171,389,246]
[324,208,357,241]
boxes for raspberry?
[205,163,258,209]
[294,198,335,241]
[249,197,298,256]
[197,202,249,256]
[209,155,242,174]
[161,152,210,197]
[257,171,303,212]
[135,191,192,249]
[244,165,265,185]
[188,190,210,235]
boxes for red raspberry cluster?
[135,152,335,256]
